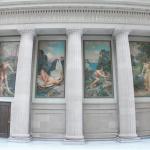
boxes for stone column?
[9,29,35,141]
[114,29,137,139]
[65,29,84,141]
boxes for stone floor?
[0,138,150,150]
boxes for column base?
[117,134,141,143]
[140,136,150,139]
[64,135,85,144]
[9,134,32,142]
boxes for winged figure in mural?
[0,61,14,96]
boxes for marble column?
[114,29,137,139]
[9,29,35,141]
[65,29,84,141]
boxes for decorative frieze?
[0,6,150,25]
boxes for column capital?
[17,26,36,36]
[113,28,131,37]
[66,28,83,35]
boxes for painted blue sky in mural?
[84,41,111,63]
[39,41,65,60]
[0,42,19,61]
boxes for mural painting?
[130,41,150,97]
[0,42,19,97]
[36,41,65,98]
[84,40,113,98]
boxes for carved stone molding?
[0,6,150,25]
[66,28,83,35]
[17,26,36,36]
[113,28,131,37]
[1,6,150,16]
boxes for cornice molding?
[1,6,150,15]
[1,1,150,8]
[0,5,150,25]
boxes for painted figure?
[37,59,63,88]
[84,41,113,97]
[37,49,64,88]
[141,62,150,92]
[39,70,63,87]
[36,41,65,98]
[130,41,150,96]
[90,68,109,88]
[0,62,14,96]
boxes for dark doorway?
[0,102,11,138]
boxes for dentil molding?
[0,4,150,25]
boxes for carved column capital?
[66,28,83,35]
[17,26,36,36]
[113,28,131,37]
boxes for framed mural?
[84,40,113,98]
[130,41,150,97]
[35,40,65,98]
[0,41,19,97]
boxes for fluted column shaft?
[10,29,35,140]
[114,30,137,138]
[65,29,84,140]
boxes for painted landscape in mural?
[130,41,150,97]
[84,41,113,98]
[36,41,65,98]
[0,42,19,97]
